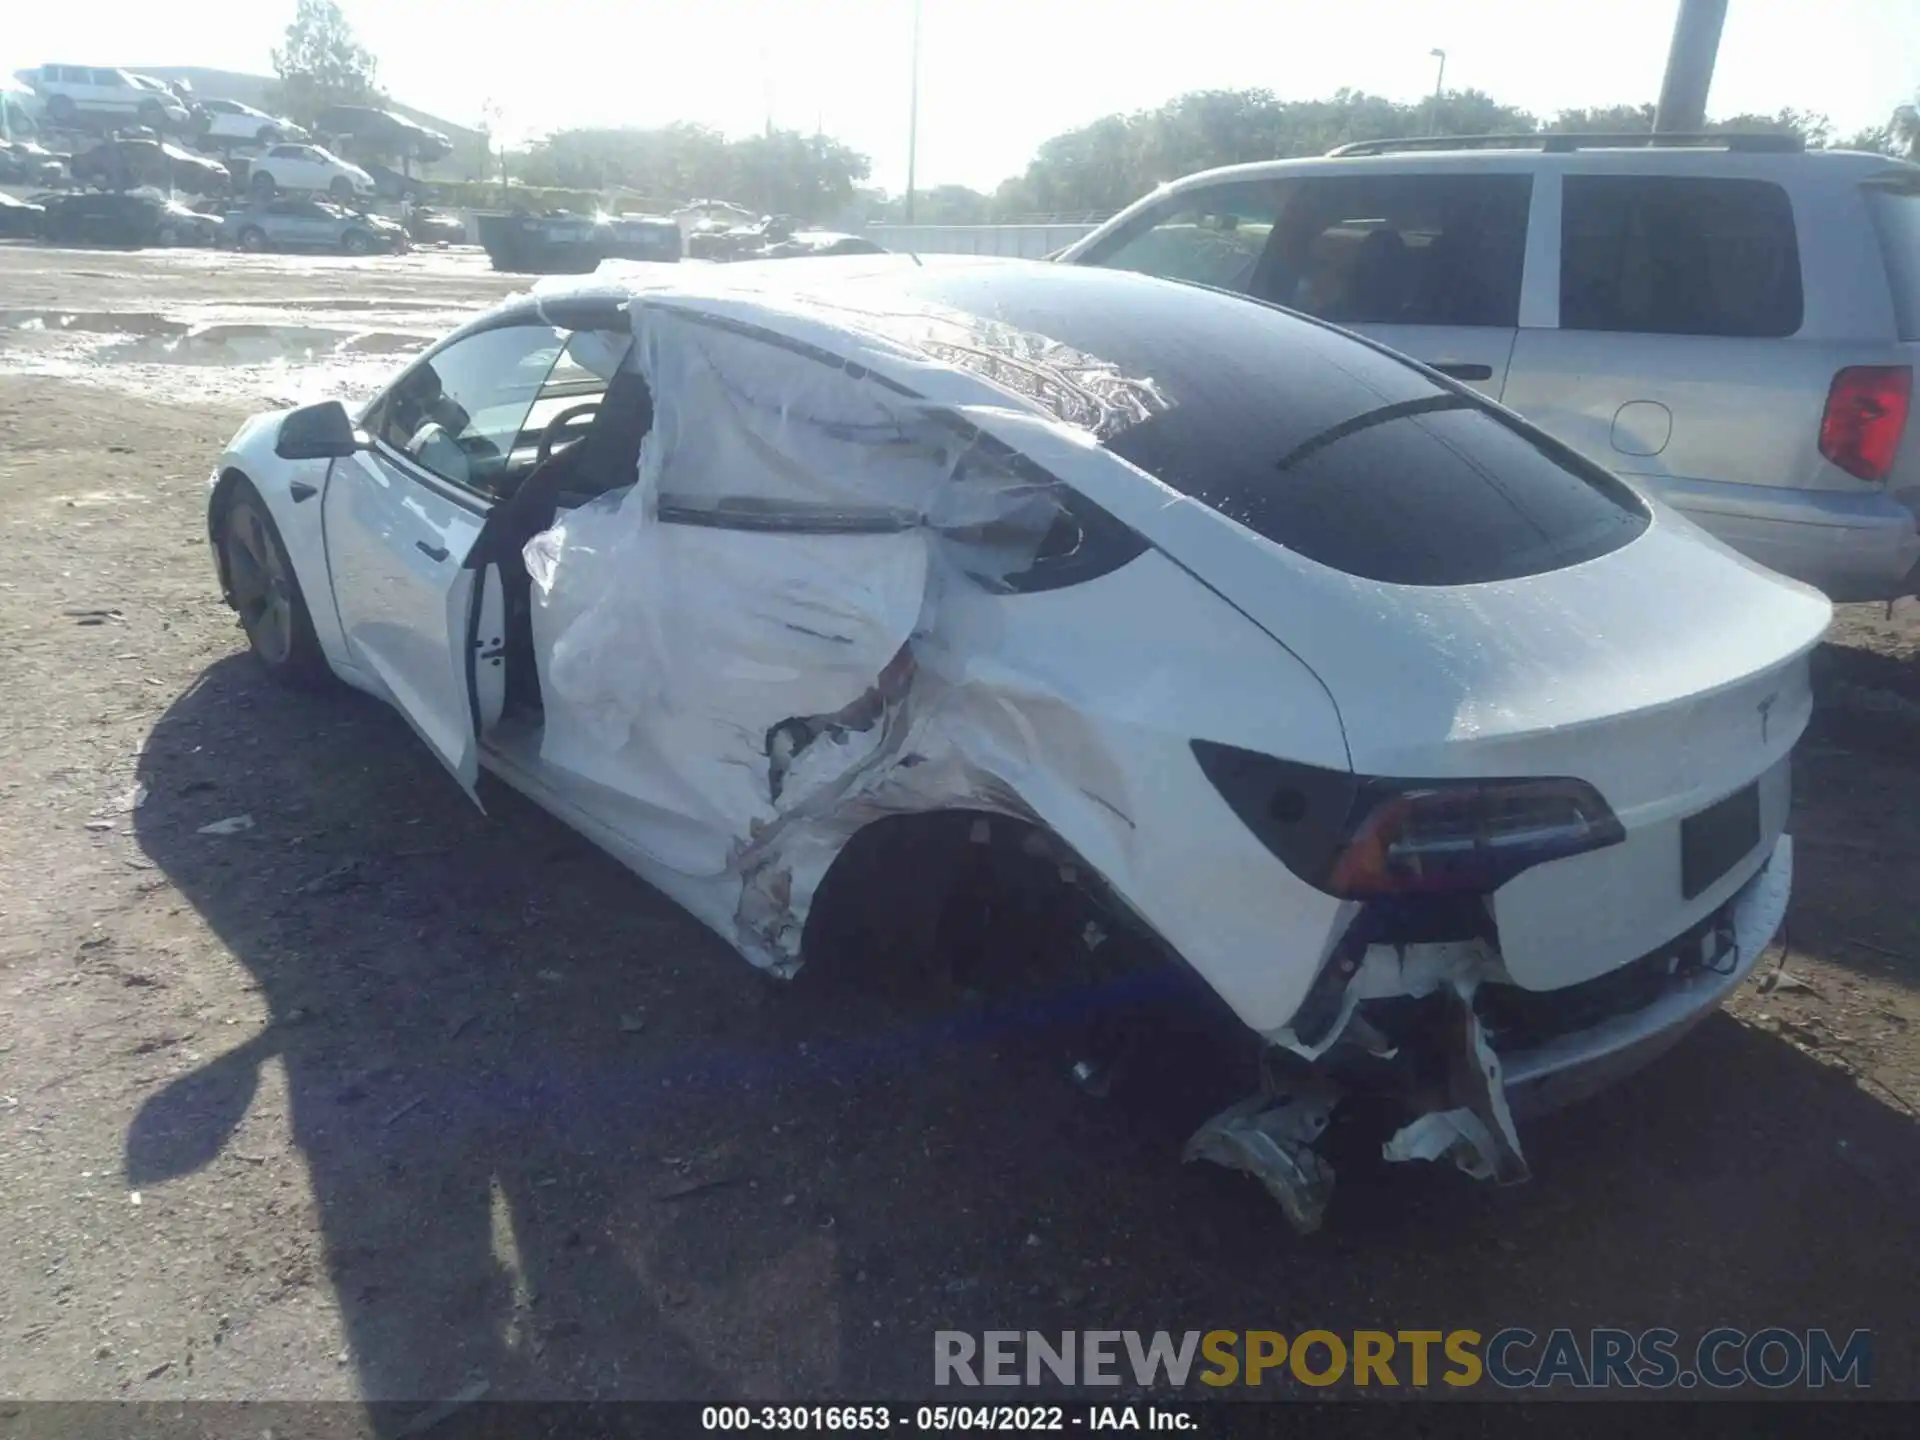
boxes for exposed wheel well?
[800,809,1175,1007]
[797,807,1257,1108]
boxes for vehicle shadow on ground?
[127,657,1920,1406]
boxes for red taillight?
[1327,779,1624,899]
[1819,366,1911,483]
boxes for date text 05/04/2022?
[702,1406,1194,1431]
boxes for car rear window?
[866,264,1648,586]
[1866,186,1920,343]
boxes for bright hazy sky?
[8,1,1918,192]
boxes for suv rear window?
[873,265,1649,587]
[1560,175,1803,338]
[1866,187,1920,343]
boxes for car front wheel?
[341,230,372,255]
[221,484,328,686]
[236,226,268,252]
[250,171,275,198]
[329,177,354,202]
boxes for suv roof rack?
[1325,132,1807,157]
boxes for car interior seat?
[1339,227,1411,323]
[483,364,655,718]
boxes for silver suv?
[1059,134,1920,601]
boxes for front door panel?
[324,445,487,798]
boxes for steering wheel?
[538,402,601,465]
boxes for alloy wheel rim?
[227,506,292,664]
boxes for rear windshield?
[874,265,1649,586]
[1867,186,1920,343]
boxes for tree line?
[946,89,1919,223]
[510,124,872,220]
[268,4,1918,224]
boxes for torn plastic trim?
[1381,974,1530,1186]
[1196,842,1790,1228]
[1186,951,1525,1233]
[1184,1067,1342,1234]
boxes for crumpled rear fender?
[515,289,1353,1038]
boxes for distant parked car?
[0,192,48,240]
[153,200,221,246]
[475,210,681,273]
[129,75,203,133]
[69,138,228,196]
[0,138,64,186]
[195,97,306,148]
[406,206,466,245]
[42,191,201,247]
[753,232,887,259]
[221,198,408,255]
[1060,133,1920,602]
[245,142,376,202]
[361,162,429,204]
[312,105,452,164]
[15,65,192,133]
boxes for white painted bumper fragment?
[1498,834,1791,1116]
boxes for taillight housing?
[1324,778,1624,898]
[1189,742,1624,899]
[1819,366,1911,483]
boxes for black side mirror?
[275,400,367,460]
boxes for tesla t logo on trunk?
[1757,694,1777,744]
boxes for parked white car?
[197,97,305,148]
[1059,134,1920,602]
[246,142,375,202]
[14,64,191,132]
[203,258,1824,1229]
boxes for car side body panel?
[210,261,1825,1223]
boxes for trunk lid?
[1140,499,1830,989]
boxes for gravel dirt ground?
[0,244,1916,1408]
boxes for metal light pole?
[905,0,923,224]
[1653,0,1728,133]
[1427,49,1447,136]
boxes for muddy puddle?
[0,307,438,408]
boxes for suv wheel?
[237,226,267,252]
[341,230,372,256]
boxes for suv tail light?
[1189,742,1625,899]
[1819,366,1911,483]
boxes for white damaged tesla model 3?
[204,257,1830,1229]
